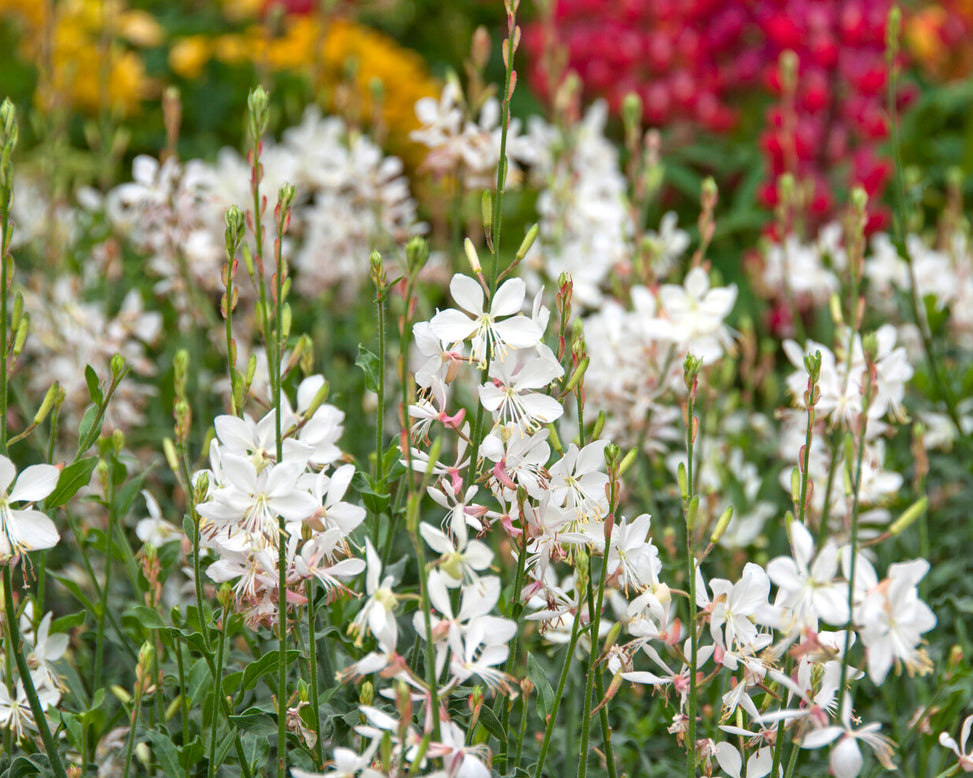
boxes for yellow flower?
[170,36,214,81]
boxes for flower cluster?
[104,106,421,332]
[193,375,364,628]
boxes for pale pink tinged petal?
[9,464,60,503]
[515,356,564,389]
[713,741,743,778]
[520,394,564,424]
[419,522,455,555]
[0,457,16,494]
[13,510,59,551]
[800,726,844,749]
[830,736,863,778]
[430,309,477,343]
[450,274,485,315]
[491,278,527,317]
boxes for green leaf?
[355,345,380,393]
[116,473,146,518]
[78,405,101,448]
[51,611,86,633]
[145,730,182,777]
[228,708,278,737]
[241,649,300,691]
[2,755,45,778]
[179,736,204,769]
[129,604,166,630]
[47,457,98,509]
[85,365,104,405]
[477,704,505,742]
[50,572,96,613]
[527,652,555,721]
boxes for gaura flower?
[0,456,60,560]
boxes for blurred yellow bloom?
[119,10,165,48]
[170,36,214,81]
[202,15,439,163]
[3,0,158,116]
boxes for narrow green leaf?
[47,457,98,509]
[527,652,555,721]
[477,704,505,742]
[355,345,380,393]
[84,365,103,405]
[241,649,300,691]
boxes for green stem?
[208,603,229,778]
[684,384,699,778]
[306,581,325,769]
[3,565,69,778]
[578,555,609,778]
[466,3,517,479]
[122,685,144,778]
[94,467,118,691]
[497,500,529,773]
[410,525,442,742]
[836,368,875,719]
[532,602,583,778]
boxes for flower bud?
[163,438,179,473]
[515,224,539,261]
[481,191,493,236]
[622,92,642,138]
[710,505,734,545]
[464,238,482,274]
[33,382,59,426]
[225,205,245,257]
[111,353,126,381]
[405,235,429,275]
[779,49,799,96]
[889,496,927,536]
[247,86,270,142]
[166,695,182,721]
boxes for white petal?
[450,274,485,315]
[491,278,526,317]
[9,465,60,503]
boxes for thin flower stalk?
[533,595,584,778]
[683,354,702,778]
[467,0,519,481]
[772,350,822,777]
[836,356,877,719]
[209,598,231,778]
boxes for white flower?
[478,352,564,431]
[0,456,60,560]
[429,274,541,366]
[800,703,896,778]
[939,714,973,773]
